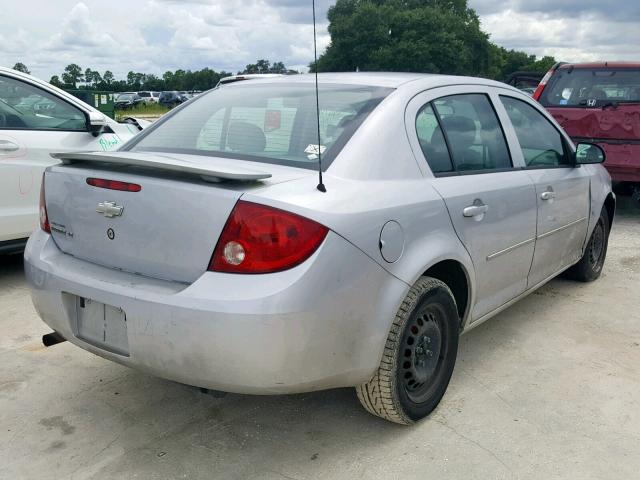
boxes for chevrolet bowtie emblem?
[96,201,124,218]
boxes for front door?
[0,74,123,241]
[499,95,590,287]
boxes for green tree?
[83,68,102,87]
[103,70,114,85]
[49,75,63,88]
[61,63,84,89]
[315,0,555,80]
[12,62,30,74]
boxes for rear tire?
[356,277,459,425]
[564,208,610,282]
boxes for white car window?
[0,75,86,131]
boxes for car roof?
[558,62,640,69]
[224,72,515,91]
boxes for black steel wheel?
[356,277,460,425]
[565,207,610,282]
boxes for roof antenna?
[312,0,326,193]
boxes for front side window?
[500,96,571,167]
[130,83,392,170]
[0,75,86,131]
[432,94,512,172]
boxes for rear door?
[539,65,640,182]
[0,73,124,242]
[409,86,537,321]
[499,94,590,287]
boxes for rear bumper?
[606,165,640,183]
[601,143,640,183]
[25,230,408,394]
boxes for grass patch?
[115,103,170,121]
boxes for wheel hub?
[589,221,604,266]
[401,307,444,399]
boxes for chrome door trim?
[537,217,587,240]
[486,237,535,261]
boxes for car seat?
[227,121,267,154]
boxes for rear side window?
[415,104,453,173]
[430,94,511,173]
[501,96,571,167]
[130,83,392,170]
[540,67,640,107]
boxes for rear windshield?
[541,67,640,107]
[138,92,151,97]
[128,83,392,170]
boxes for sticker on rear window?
[305,144,327,159]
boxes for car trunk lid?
[44,151,310,283]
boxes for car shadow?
[59,276,575,478]
[0,253,25,285]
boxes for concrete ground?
[1,199,638,480]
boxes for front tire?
[356,277,459,425]
[565,208,610,282]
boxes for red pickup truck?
[534,62,640,205]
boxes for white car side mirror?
[87,111,108,137]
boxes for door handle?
[540,191,556,201]
[463,204,489,218]
[0,140,19,152]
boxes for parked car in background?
[114,92,143,110]
[216,73,284,87]
[504,70,545,94]
[137,91,160,104]
[27,73,614,424]
[534,62,640,205]
[0,67,145,253]
[158,91,185,108]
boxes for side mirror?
[575,142,605,165]
[87,111,107,137]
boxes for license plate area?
[75,296,129,356]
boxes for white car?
[0,67,144,253]
[215,74,284,87]
[137,91,160,104]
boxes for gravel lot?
[1,198,638,480]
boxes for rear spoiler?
[51,151,272,183]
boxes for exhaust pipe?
[42,331,67,347]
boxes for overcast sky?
[0,0,638,81]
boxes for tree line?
[11,59,297,92]
[12,0,558,92]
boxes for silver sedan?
[25,73,614,424]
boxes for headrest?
[227,121,267,153]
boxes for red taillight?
[87,178,142,192]
[532,67,555,101]
[39,174,50,233]
[209,201,329,274]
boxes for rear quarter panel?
[244,174,476,326]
